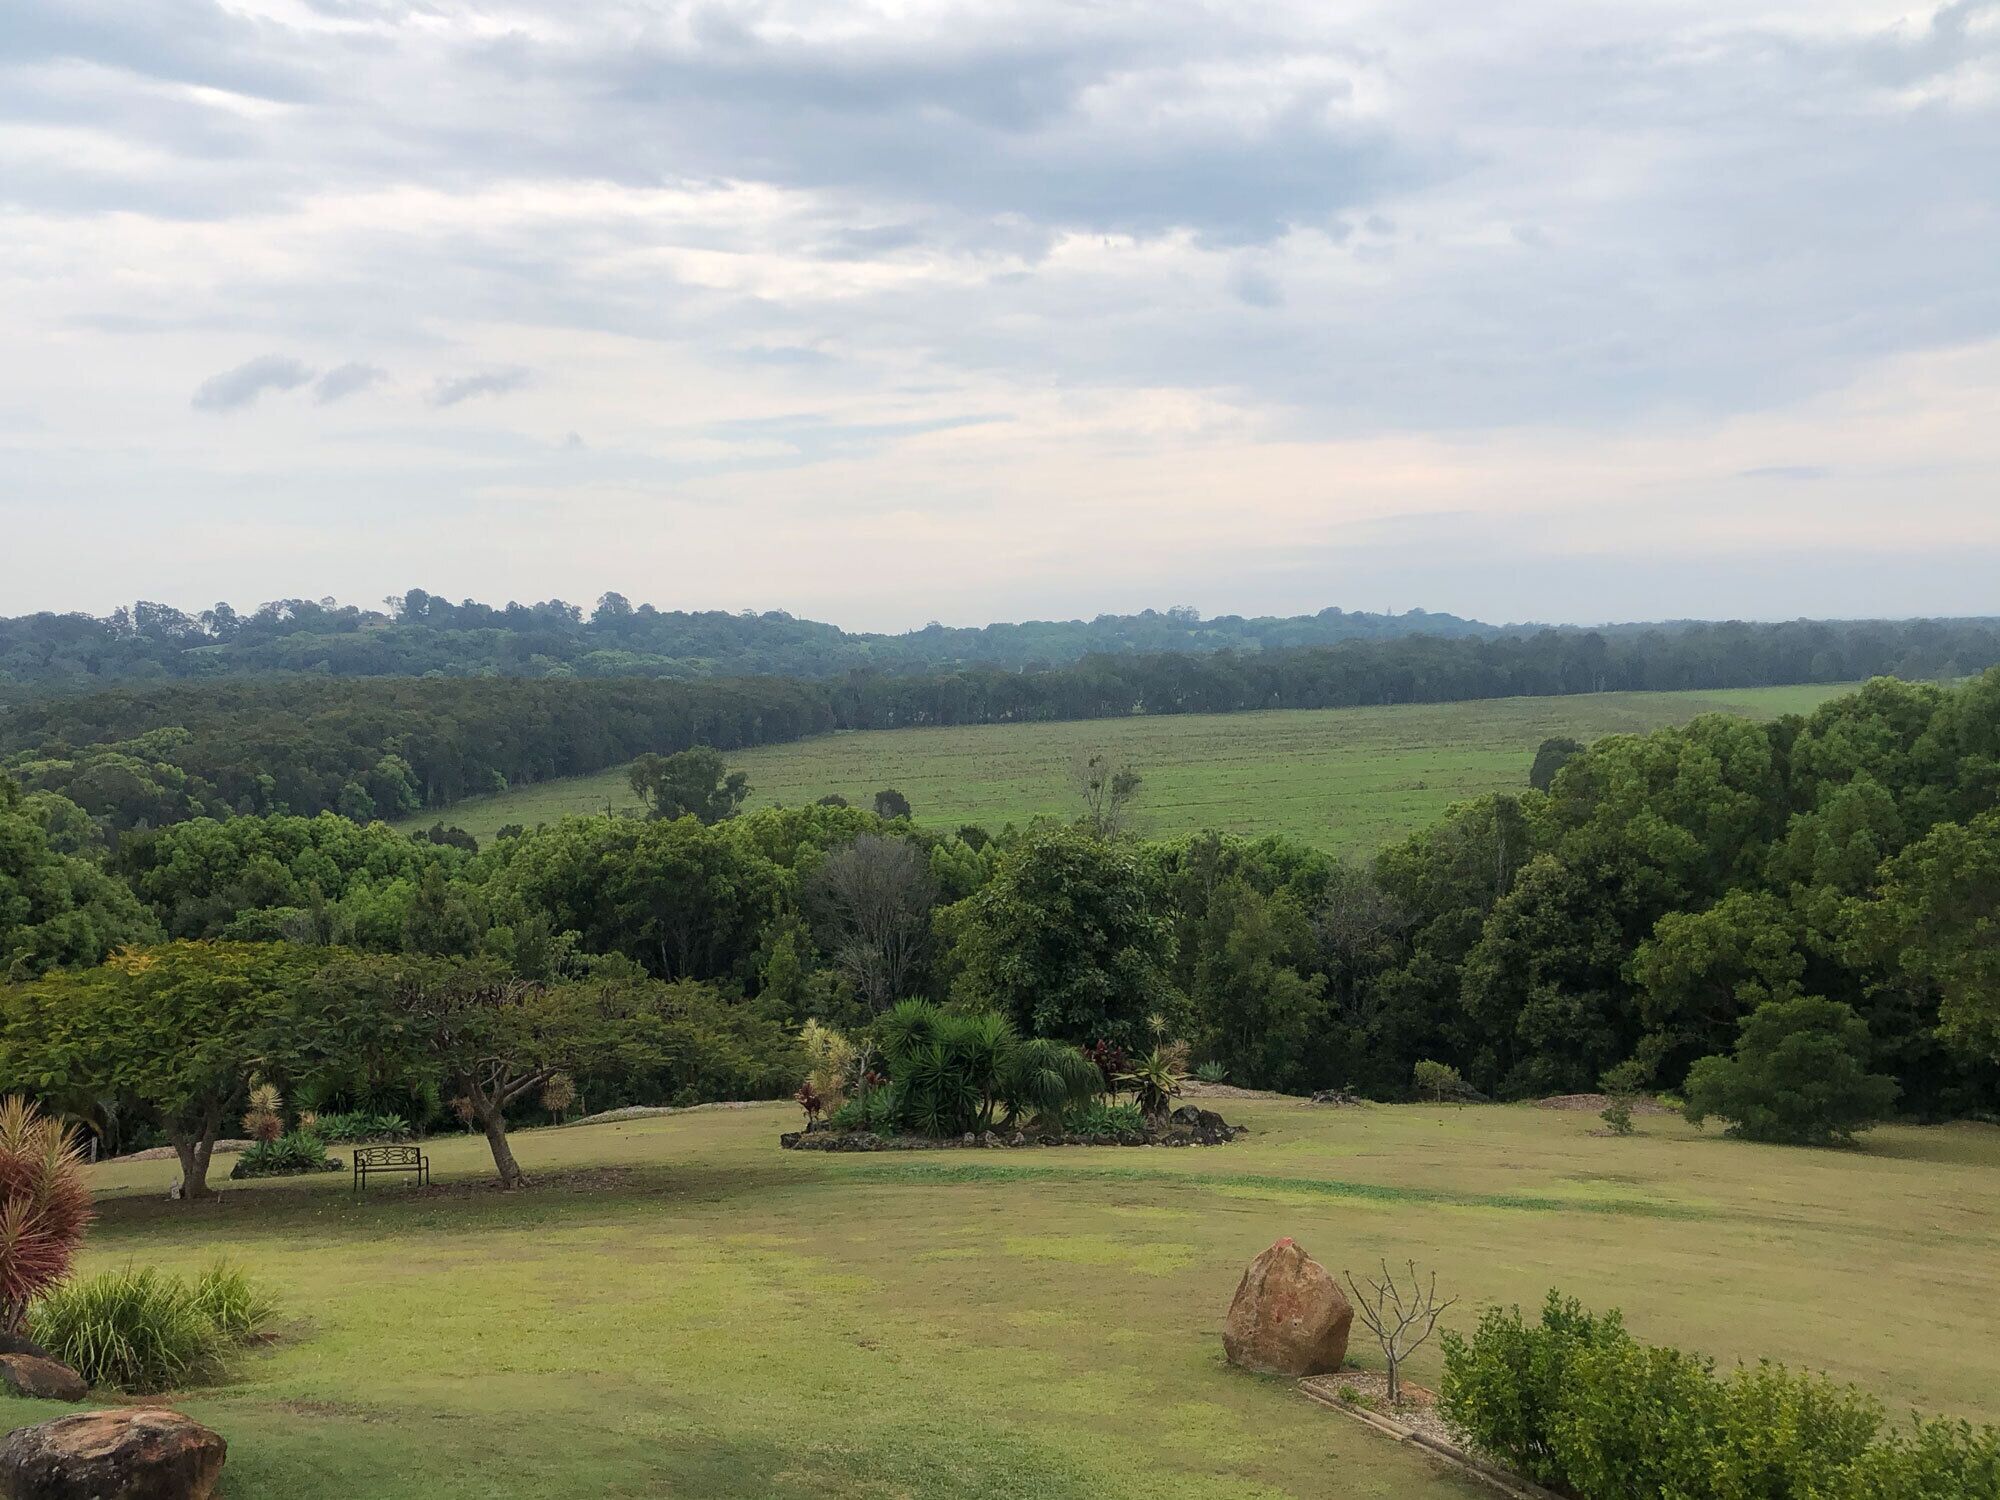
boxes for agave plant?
[0,1096,94,1334]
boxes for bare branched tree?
[1073,751,1142,836]
[804,834,936,1012]
[1343,1260,1459,1402]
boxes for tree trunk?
[170,1129,218,1201]
[475,1100,527,1189]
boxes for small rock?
[0,1356,86,1403]
[1223,1237,1353,1377]
[0,1407,225,1500]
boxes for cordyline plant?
[0,1096,94,1334]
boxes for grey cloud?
[429,369,531,407]
[314,362,387,403]
[191,355,315,412]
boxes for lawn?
[14,1099,1997,1499]
[403,683,1856,854]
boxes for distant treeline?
[1,591,1498,691]
[4,619,1997,837]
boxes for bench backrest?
[354,1144,423,1167]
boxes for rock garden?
[775,1004,1244,1152]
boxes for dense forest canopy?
[5,588,1996,693]
[5,620,1997,839]
[4,671,1996,1155]
[1,592,1498,691]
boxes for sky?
[2,0,1997,632]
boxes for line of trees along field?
[4,590,1998,692]
[3,671,1996,1184]
[6,619,1999,836]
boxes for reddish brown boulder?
[0,1357,85,1403]
[0,1407,225,1500]
[1222,1237,1353,1375]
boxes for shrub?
[998,1039,1101,1130]
[1192,1060,1229,1084]
[1683,996,1899,1145]
[231,1130,338,1179]
[827,1082,906,1135]
[541,1073,577,1124]
[1599,1097,1634,1135]
[0,1095,94,1333]
[1439,1290,1999,1500]
[186,1261,277,1343]
[1412,1059,1469,1103]
[1071,1100,1145,1138]
[312,1110,411,1143]
[799,1019,855,1115]
[29,1267,224,1392]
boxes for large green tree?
[0,941,321,1197]
[0,779,157,979]
[946,825,1178,1050]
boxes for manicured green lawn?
[11,1099,1995,1498]
[404,683,1856,853]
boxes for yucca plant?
[541,1072,577,1125]
[1120,1049,1183,1119]
[0,1095,94,1334]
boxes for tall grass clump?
[0,1094,94,1333]
[29,1262,276,1393]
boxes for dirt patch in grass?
[1300,1372,1453,1446]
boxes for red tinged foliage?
[0,1096,93,1332]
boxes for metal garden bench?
[352,1142,430,1192]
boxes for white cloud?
[1,0,1995,624]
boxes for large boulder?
[0,1357,85,1403]
[0,1408,225,1500]
[1222,1237,1353,1376]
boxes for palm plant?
[0,1095,94,1334]
[999,1039,1102,1132]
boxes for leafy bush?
[827,1083,905,1134]
[1071,1101,1145,1138]
[998,1038,1101,1129]
[0,1095,93,1333]
[1439,1290,2000,1500]
[1599,1097,1634,1135]
[1683,996,1899,1145]
[29,1267,223,1392]
[312,1110,411,1143]
[231,1129,338,1179]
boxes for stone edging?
[1295,1377,1567,1500]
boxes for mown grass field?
[15,1100,1997,1499]
[406,684,1854,854]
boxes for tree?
[1860,810,2000,1062]
[1345,1260,1457,1403]
[1630,890,1805,1085]
[0,780,157,980]
[803,834,935,1012]
[628,748,748,824]
[872,789,912,820]
[0,942,320,1200]
[946,825,1179,1050]
[1529,736,1584,792]
[1682,996,1899,1146]
[1073,751,1142,835]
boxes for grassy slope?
[404,683,1854,854]
[16,1101,1997,1499]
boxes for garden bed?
[782,1105,1243,1152]
[1296,1375,1564,1500]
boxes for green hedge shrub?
[1439,1291,1999,1500]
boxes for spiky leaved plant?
[542,1072,577,1125]
[999,1039,1102,1133]
[241,1081,283,1142]
[0,1095,95,1334]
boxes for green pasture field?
[16,1099,1996,1499]
[403,683,1855,854]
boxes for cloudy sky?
[2,0,1997,630]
